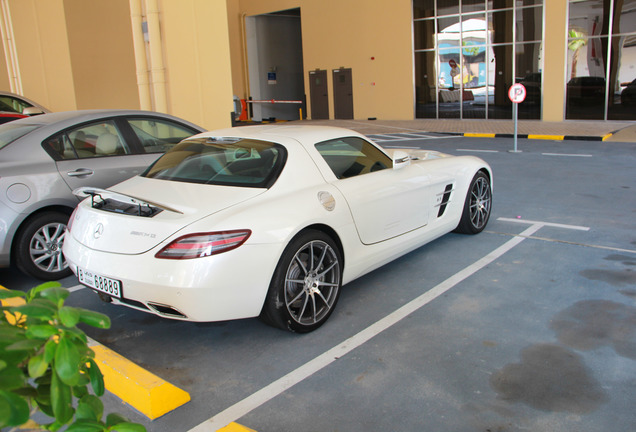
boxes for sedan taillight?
[155,230,251,259]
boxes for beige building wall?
[160,0,234,130]
[64,0,138,110]
[231,0,415,120]
[3,0,77,111]
[543,0,567,122]
[1,0,234,130]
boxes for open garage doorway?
[245,8,305,122]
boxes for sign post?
[508,83,526,153]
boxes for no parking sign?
[508,83,527,103]
[508,83,526,153]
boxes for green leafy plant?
[0,282,146,431]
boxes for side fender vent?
[437,184,454,217]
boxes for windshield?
[0,123,40,150]
[142,137,287,188]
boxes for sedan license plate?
[77,268,122,298]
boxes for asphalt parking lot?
[2,134,635,431]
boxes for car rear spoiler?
[73,187,183,216]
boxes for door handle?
[67,168,94,177]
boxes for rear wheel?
[261,230,342,333]
[455,171,492,234]
[15,211,72,280]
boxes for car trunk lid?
[70,177,264,254]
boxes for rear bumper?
[63,234,283,322]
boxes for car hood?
[70,176,265,254]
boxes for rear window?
[142,137,286,188]
[0,123,40,150]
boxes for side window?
[0,96,30,114]
[42,120,129,160]
[126,118,199,154]
[315,137,391,179]
[42,134,76,160]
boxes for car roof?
[191,124,367,148]
[5,109,205,131]
[0,90,51,113]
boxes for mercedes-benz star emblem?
[93,223,104,239]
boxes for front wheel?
[455,171,492,234]
[15,211,72,280]
[260,230,342,333]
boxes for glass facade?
[567,0,636,120]
[414,1,543,119]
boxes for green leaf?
[76,394,103,421]
[108,422,146,432]
[87,359,104,397]
[66,418,107,432]
[26,323,59,339]
[78,309,111,329]
[55,335,81,386]
[40,286,70,303]
[105,413,128,427]
[59,306,81,328]
[44,338,58,363]
[0,389,30,427]
[51,370,74,423]
[28,282,62,300]
[0,289,26,300]
[12,299,57,320]
[5,338,43,352]
[64,327,88,344]
[28,353,49,378]
[0,365,26,390]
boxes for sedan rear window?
[0,123,40,150]
[142,137,286,188]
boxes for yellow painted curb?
[1,285,190,420]
[89,341,191,420]
[464,132,495,138]
[602,133,613,141]
[218,422,258,432]
[528,134,564,140]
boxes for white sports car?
[63,126,492,332]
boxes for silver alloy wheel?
[30,222,68,273]
[283,239,341,326]
[469,176,492,230]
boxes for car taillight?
[67,207,78,233]
[155,230,252,259]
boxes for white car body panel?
[63,125,492,323]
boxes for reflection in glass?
[413,0,436,19]
[566,0,636,120]
[436,0,459,16]
[414,19,436,50]
[414,51,438,118]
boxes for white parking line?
[456,149,499,153]
[541,153,593,157]
[189,222,545,432]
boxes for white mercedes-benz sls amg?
[63,125,492,332]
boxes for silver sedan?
[0,109,204,280]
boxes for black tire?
[455,171,492,234]
[15,211,72,280]
[260,230,342,333]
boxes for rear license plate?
[77,268,122,298]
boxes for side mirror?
[23,107,45,116]
[393,150,411,170]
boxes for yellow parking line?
[528,134,565,140]
[1,285,190,420]
[218,423,258,432]
[464,133,495,138]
